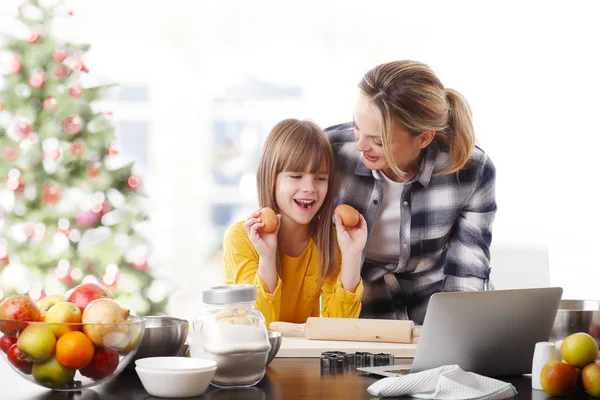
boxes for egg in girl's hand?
[334,204,360,227]
[259,207,278,233]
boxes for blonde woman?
[223,119,368,327]
[327,60,497,324]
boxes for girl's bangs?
[279,136,331,174]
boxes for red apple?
[0,334,17,354]
[7,343,33,375]
[582,362,600,397]
[540,360,578,396]
[0,295,41,336]
[66,283,113,313]
[79,347,119,380]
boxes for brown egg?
[334,204,359,227]
[259,207,277,233]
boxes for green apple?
[16,324,56,362]
[38,294,66,315]
[45,302,82,337]
[32,355,76,389]
[561,332,599,368]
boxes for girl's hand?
[335,213,368,257]
[244,210,281,259]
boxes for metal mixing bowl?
[127,316,189,368]
[266,330,282,366]
[550,300,600,345]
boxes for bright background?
[1,0,599,321]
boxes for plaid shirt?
[327,123,497,324]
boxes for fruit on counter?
[0,295,41,336]
[55,331,94,370]
[540,360,578,396]
[16,324,56,363]
[82,298,129,346]
[561,332,599,368]
[80,347,119,380]
[259,207,277,233]
[32,355,76,389]
[45,302,82,337]
[582,363,600,397]
[7,343,33,374]
[334,204,360,227]
[120,320,142,354]
[37,294,66,315]
[66,283,113,313]
[0,334,17,354]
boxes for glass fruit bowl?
[0,316,145,391]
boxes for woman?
[327,60,497,324]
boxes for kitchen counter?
[0,356,594,399]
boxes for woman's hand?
[335,213,367,258]
[244,210,281,260]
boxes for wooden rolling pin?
[270,317,421,344]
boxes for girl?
[327,60,497,324]
[223,119,368,327]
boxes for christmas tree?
[0,0,166,315]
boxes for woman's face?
[353,92,429,178]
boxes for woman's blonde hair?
[358,60,475,178]
[256,119,338,281]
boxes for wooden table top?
[0,356,595,399]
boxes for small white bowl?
[135,357,217,398]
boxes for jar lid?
[202,284,256,304]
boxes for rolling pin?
[270,317,421,344]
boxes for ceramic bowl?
[135,357,217,398]
[0,315,145,391]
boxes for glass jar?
[189,284,271,388]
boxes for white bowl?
[135,357,217,398]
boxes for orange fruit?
[56,331,94,370]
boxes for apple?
[0,295,41,336]
[561,332,599,368]
[7,344,33,374]
[37,294,66,315]
[582,362,600,396]
[17,324,56,363]
[82,298,129,347]
[32,355,76,389]
[120,321,142,354]
[540,360,578,396]
[44,302,82,337]
[80,347,119,380]
[0,334,17,354]
[66,283,113,313]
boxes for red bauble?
[70,143,84,157]
[0,102,4,112]
[42,185,62,204]
[87,162,101,177]
[91,200,110,216]
[52,47,67,62]
[27,32,40,43]
[4,147,18,162]
[63,115,83,135]
[127,175,141,189]
[71,59,89,73]
[54,64,69,79]
[76,210,100,226]
[69,84,83,98]
[44,149,61,161]
[43,96,57,111]
[10,58,21,74]
[29,70,45,88]
[13,122,32,138]
[108,146,119,156]
[5,177,24,192]
[132,257,149,272]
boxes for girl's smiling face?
[275,169,329,227]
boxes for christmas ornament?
[69,83,83,98]
[57,219,71,235]
[63,115,83,135]
[91,200,111,216]
[5,176,24,192]
[23,223,35,239]
[0,102,5,111]
[68,10,74,16]
[76,210,99,227]
[43,96,57,111]
[54,64,68,79]
[70,143,84,157]
[10,58,22,74]
[13,121,32,138]
[71,59,89,73]
[108,143,119,156]
[127,175,141,189]
[29,70,45,88]
[4,147,18,162]
[52,47,67,62]
[87,162,101,177]
[42,185,62,204]
[27,32,40,43]
[44,149,60,161]
[132,257,149,272]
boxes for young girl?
[223,119,367,327]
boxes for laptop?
[358,287,563,377]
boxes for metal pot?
[550,300,600,345]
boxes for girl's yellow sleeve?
[222,222,282,327]
[320,251,364,318]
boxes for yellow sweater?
[223,221,363,327]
